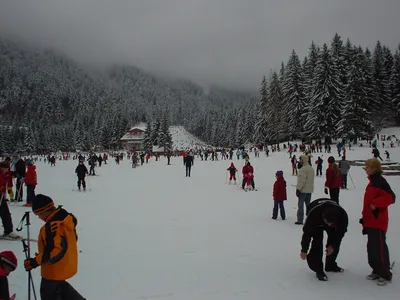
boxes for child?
[227,162,237,185]
[385,150,390,160]
[75,160,88,191]
[0,250,18,300]
[24,159,37,207]
[272,170,287,220]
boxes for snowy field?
[2,144,400,299]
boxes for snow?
[170,126,209,150]
[2,143,400,299]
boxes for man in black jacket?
[12,154,26,202]
[184,152,194,177]
[299,198,348,281]
[75,161,88,191]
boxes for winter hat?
[26,159,33,166]
[327,156,335,164]
[0,250,18,271]
[0,161,9,168]
[32,194,55,215]
[300,155,309,165]
[364,158,382,172]
[276,170,284,178]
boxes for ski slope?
[170,126,209,150]
[2,145,400,299]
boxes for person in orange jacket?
[24,159,37,207]
[24,194,85,300]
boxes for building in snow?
[120,125,146,150]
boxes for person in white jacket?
[295,155,315,225]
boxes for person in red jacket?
[272,170,286,220]
[241,162,255,190]
[0,250,18,300]
[227,162,237,185]
[360,158,395,286]
[24,159,37,207]
[324,156,342,203]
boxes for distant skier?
[24,159,37,207]
[384,150,390,160]
[372,147,383,161]
[12,154,26,202]
[338,156,351,189]
[316,156,323,176]
[184,152,194,177]
[241,162,255,190]
[325,157,342,203]
[272,170,286,220]
[75,160,88,191]
[227,162,237,185]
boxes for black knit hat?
[32,194,55,215]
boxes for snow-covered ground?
[2,144,400,299]
[170,126,209,150]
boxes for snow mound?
[170,126,209,150]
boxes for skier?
[3,158,14,201]
[0,161,20,239]
[24,159,37,207]
[272,170,286,220]
[338,156,351,189]
[384,150,390,160]
[316,156,323,176]
[372,147,383,161]
[324,156,342,203]
[360,158,395,286]
[291,155,298,175]
[0,250,18,300]
[12,154,25,202]
[226,162,237,185]
[75,160,88,191]
[88,154,97,175]
[241,162,255,190]
[295,155,315,225]
[184,152,194,177]
[24,194,85,299]
[300,199,348,281]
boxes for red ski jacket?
[362,173,395,232]
[242,165,254,177]
[25,165,37,185]
[0,171,6,197]
[5,170,13,188]
[0,266,10,300]
[273,178,287,201]
[325,166,342,188]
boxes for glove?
[324,187,329,195]
[24,258,39,271]
[296,189,301,198]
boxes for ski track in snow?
[2,140,400,299]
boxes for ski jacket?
[0,171,6,196]
[338,160,351,175]
[296,156,314,193]
[362,173,395,232]
[13,159,25,178]
[273,178,287,201]
[25,165,37,186]
[75,165,88,178]
[0,266,10,300]
[242,165,254,177]
[34,207,79,281]
[184,155,194,166]
[227,166,237,175]
[301,199,348,253]
[5,170,13,188]
[317,157,323,167]
[325,166,342,189]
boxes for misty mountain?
[0,37,254,152]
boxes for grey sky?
[1,0,400,91]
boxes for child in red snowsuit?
[227,163,237,184]
[24,159,37,207]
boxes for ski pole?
[16,212,37,300]
[225,171,228,184]
[349,172,356,189]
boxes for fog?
[1,0,400,91]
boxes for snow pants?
[40,278,85,300]
[292,165,298,175]
[365,228,392,281]
[229,174,236,181]
[186,165,192,177]
[341,174,348,189]
[306,228,342,273]
[316,166,322,176]
[77,177,86,189]
[89,166,95,176]
[0,194,13,235]
[329,188,340,203]
[272,200,286,219]
[26,185,36,204]
[241,178,255,189]
[296,193,311,224]
[15,178,24,202]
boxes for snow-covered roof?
[128,123,147,131]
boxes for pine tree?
[143,122,153,151]
[304,44,345,139]
[253,76,268,144]
[266,71,284,143]
[158,116,173,151]
[330,33,348,86]
[390,45,400,123]
[282,50,306,139]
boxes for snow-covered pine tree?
[266,71,284,143]
[382,46,396,124]
[151,118,161,146]
[303,44,345,140]
[253,76,268,144]
[337,46,372,140]
[282,50,306,139]
[158,116,173,151]
[330,33,348,86]
[390,45,400,123]
[143,122,153,151]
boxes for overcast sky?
[1,0,400,91]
